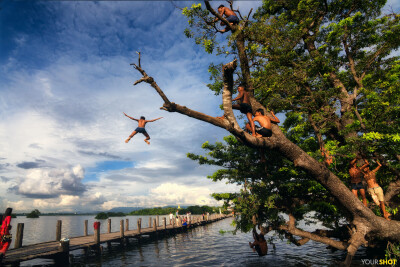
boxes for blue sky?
[1,0,399,212]
[0,0,262,212]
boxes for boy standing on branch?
[349,157,368,207]
[123,112,162,145]
[232,84,256,136]
[362,159,391,220]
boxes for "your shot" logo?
[361,259,397,265]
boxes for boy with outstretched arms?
[123,112,162,145]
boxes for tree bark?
[132,35,400,263]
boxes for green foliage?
[128,205,219,215]
[386,242,400,264]
[183,0,400,246]
[129,207,176,215]
[182,3,219,54]
[95,212,125,219]
[189,134,345,232]
[219,229,234,235]
[95,212,109,219]
[26,209,41,218]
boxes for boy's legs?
[367,188,381,206]
[125,131,137,143]
[359,188,368,207]
[143,132,151,145]
[379,201,390,220]
[246,112,256,136]
[246,123,261,137]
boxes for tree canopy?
[131,0,400,264]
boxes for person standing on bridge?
[0,208,13,261]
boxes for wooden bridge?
[2,214,229,266]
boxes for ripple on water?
[16,217,373,266]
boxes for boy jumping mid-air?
[123,112,162,145]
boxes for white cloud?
[0,1,252,213]
[12,164,86,198]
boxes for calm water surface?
[8,216,376,266]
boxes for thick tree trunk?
[132,49,399,266]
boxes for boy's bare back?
[220,6,236,17]
[137,119,147,128]
[253,115,272,129]
[253,111,280,130]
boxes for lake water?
[7,215,378,266]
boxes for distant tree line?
[95,212,126,219]
[128,205,222,215]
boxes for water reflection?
[9,216,375,266]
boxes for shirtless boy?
[349,157,368,207]
[246,109,280,138]
[214,5,240,33]
[362,159,391,220]
[232,84,256,136]
[249,226,268,256]
[123,112,162,145]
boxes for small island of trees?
[26,209,41,218]
[95,212,126,219]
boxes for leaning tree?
[131,0,400,264]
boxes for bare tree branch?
[243,8,253,28]
[342,30,362,89]
[278,214,348,250]
[130,54,400,258]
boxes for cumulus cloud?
[11,165,86,198]
[0,1,256,212]
[100,182,222,210]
